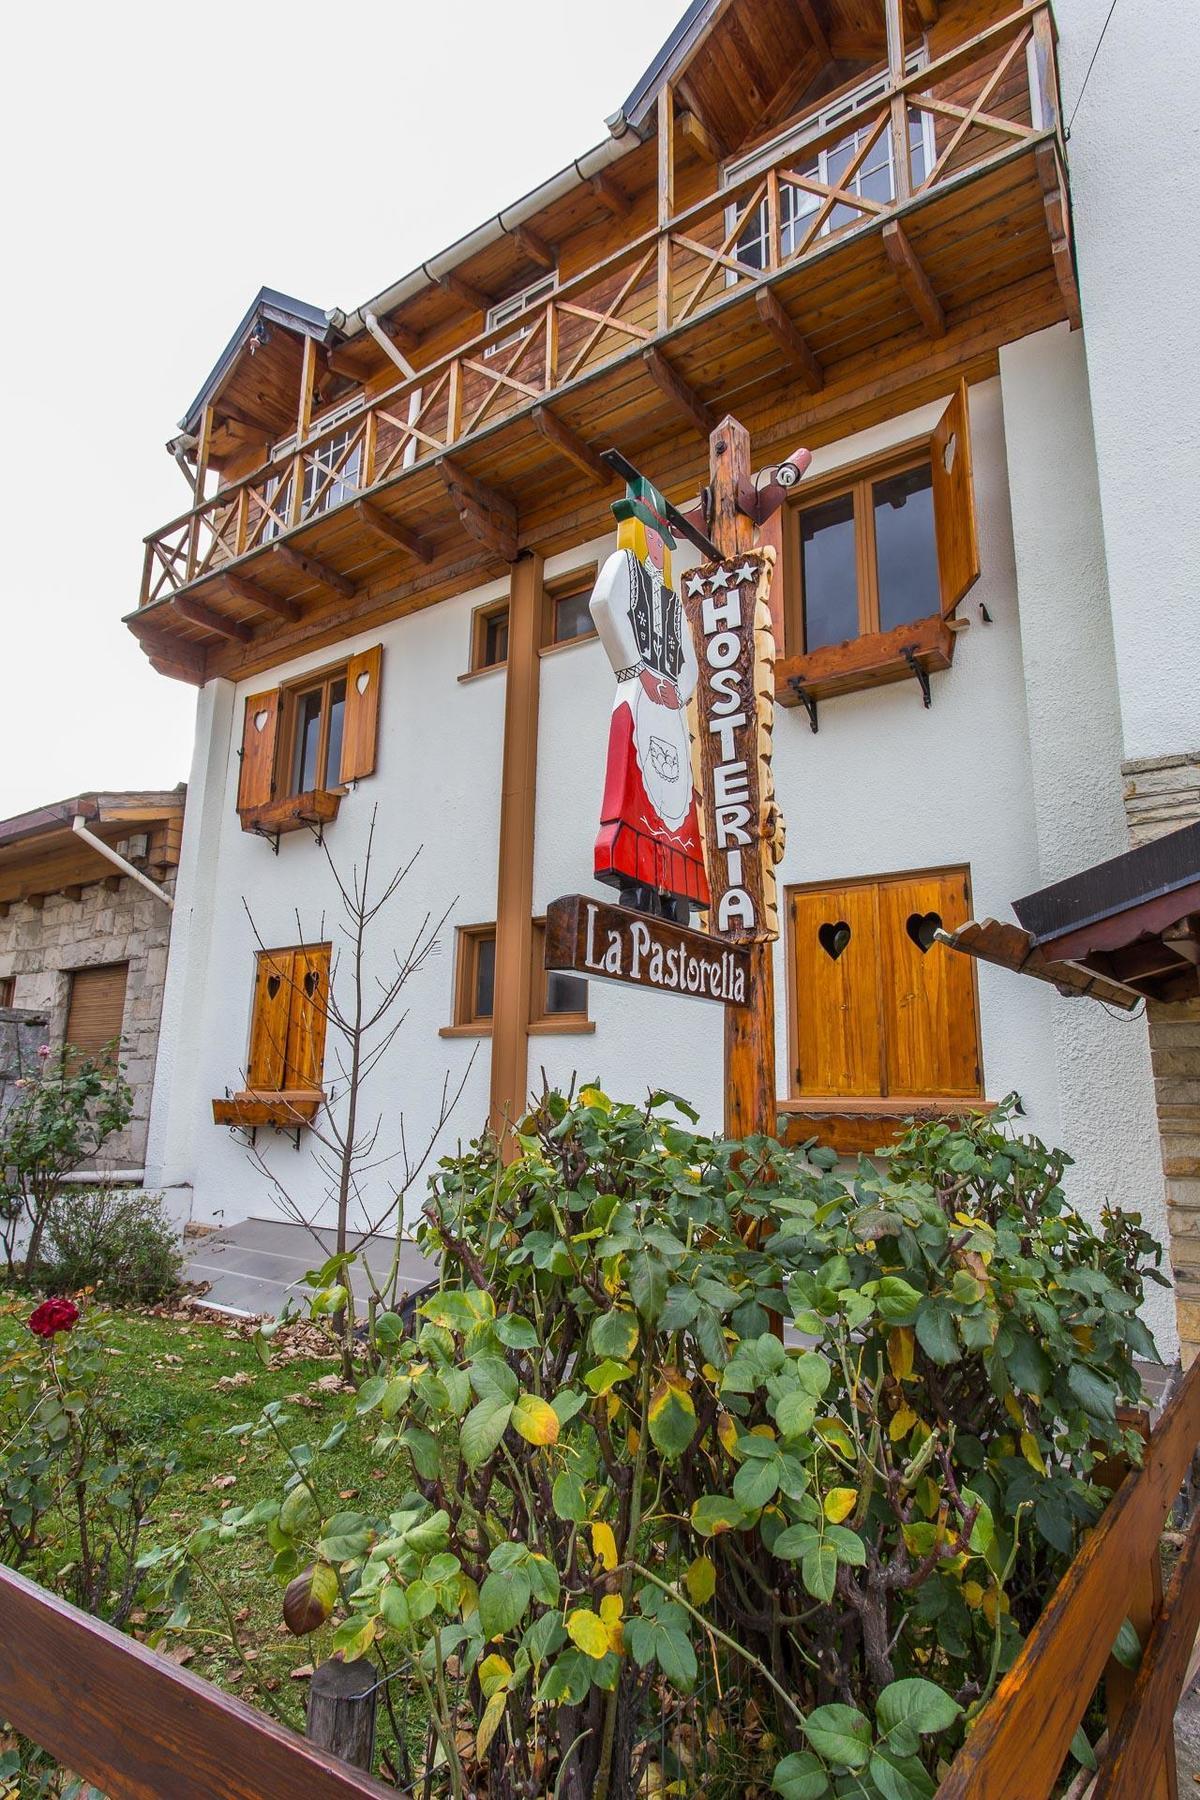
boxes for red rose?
[28,1298,80,1339]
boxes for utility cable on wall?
[1066,0,1121,137]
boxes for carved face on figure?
[645,526,665,573]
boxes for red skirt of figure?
[594,699,711,907]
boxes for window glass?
[326,679,347,787]
[293,690,323,792]
[873,465,939,632]
[545,970,588,1016]
[474,935,496,1020]
[800,492,859,650]
[484,609,509,667]
[553,587,594,644]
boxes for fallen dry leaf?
[211,1474,237,1490]
[291,1664,314,1681]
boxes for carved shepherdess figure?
[589,477,710,922]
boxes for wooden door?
[791,884,882,1096]
[878,870,979,1098]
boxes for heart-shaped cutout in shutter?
[906,911,942,954]
[254,710,269,733]
[304,970,320,999]
[818,921,852,961]
[356,670,371,696]
[266,973,281,999]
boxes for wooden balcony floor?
[128,133,1071,685]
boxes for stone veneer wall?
[0,876,175,1171]
[1122,752,1200,1364]
[0,1008,51,1130]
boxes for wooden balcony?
[129,4,1076,683]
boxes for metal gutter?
[71,817,173,910]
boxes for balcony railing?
[139,3,1064,612]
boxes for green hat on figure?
[612,474,677,549]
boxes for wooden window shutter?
[65,963,128,1061]
[791,886,883,1097]
[877,872,980,1098]
[237,690,281,813]
[340,645,383,784]
[246,950,293,1090]
[930,381,980,617]
[286,945,331,1089]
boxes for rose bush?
[28,1296,80,1338]
[182,1091,1162,1799]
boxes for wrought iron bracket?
[250,826,282,855]
[788,678,819,733]
[901,647,932,709]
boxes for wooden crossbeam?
[913,0,939,22]
[437,457,518,561]
[216,400,277,438]
[643,348,714,438]
[679,109,724,163]
[1036,145,1083,331]
[223,573,301,623]
[439,271,491,315]
[512,225,556,271]
[273,543,356,598]
[795,0,831,59]
[63,886,83,903]
[754,289,824,392]
[172,597,254,643]
[531,406,610,487]
[102,876,122,894]
[589,171,630,219]
[882,222,945,338]
[353,499,434,564]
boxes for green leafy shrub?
[42,1187,183,1305]
[0,1042,132,1278]
[204,1091,1161,1799]
[0,1295,178,1626]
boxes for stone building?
[0,792,184,1174]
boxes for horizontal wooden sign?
[544,894,750,1007]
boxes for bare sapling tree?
[235,809,474,1375]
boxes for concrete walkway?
[185,1216,438,1319]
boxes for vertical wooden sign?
[682,548,784,944]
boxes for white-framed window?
[725,54,934,273]
[484,273,557,358]
[263,396,365,537]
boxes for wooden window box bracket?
[777,613,956,712]
[212,1088,323,1147]
[778,1097,996,1159]
[240,789,342,851]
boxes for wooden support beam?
[273,543,356,599]
[511,224,556,271]
[678,109,723,163]
[643,347,715,438]
[439,271,491,316]
[353,499,434,564]
[795,0,831,59]
[882,222,945,337]
[325,343,371,381]
[1036,145,1083,331]
[62,886,83,903]
[102,876,122,894]
[589,171,630,219]
[531,405,610,487]
[437,458,519,562]
[215,401,277,439]
[172,597,254,643]
[913,0,939,25]
[23,895,44,912]
[224,573,301,623]
[754,289,824,392]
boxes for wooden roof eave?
[937,918,1144,1012]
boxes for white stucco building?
[131,0,1198,1356]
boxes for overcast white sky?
[0,0,684,819]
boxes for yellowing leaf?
[626,1426,640,1454]
[511,1394,560,1447]
[600,1595,624,1625]
[982,1587,1010,1628]
[567,1607,610,1659]
[648,1369,698,1460]
[478,1653,512,1699]
[685,1556,717,1607]
[889,1405,918,1443]
[887,1327,915,1383]
[591,1522,618,1572]
[579,1085,611,1112]
[814,1418,855,1457]
[1020,1430,1047,1475]
[749,1423,776,1440]
[606,1392,622,1423]
[824,1488,857,1524]
[717,1411,740,1459]
[1003,1392,1024,1426]
[476,1687,507,1760]
[1072,1324,1095,1351]
[962,1581,984,1610]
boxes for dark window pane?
[734,200,768,270]
[474,936,496,1019]
[293,690,323,793]
[545,970,587,1016]
[554,588,594,643]
[483,609,509,666]
[800,492,859,651]
[325,680,346,786]
[873,464,939,632]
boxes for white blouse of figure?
[589,526,699,710]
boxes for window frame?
[529,918,593,1034]
[468,598,511,674]
[541,564,598,653]
[784,439,939,658]
[485,274,558,358]
[448,923,498,1035]
[0,976,13,1009]
[278,659,350,798]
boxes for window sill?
[439,1022,493,1038]
[458,663,506,685]
[239,790,342,837]
[778,1096,994,1157]
[212,1089,323,1129]
[528,1018,595,1035]
[775,613,957,708]
[539,633,598,660]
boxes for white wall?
[1054,0,1200,763]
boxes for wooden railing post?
[306,1660,378,1774]
[657,81,675,331]
[186,404,214,582]
[884,0,912,203]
